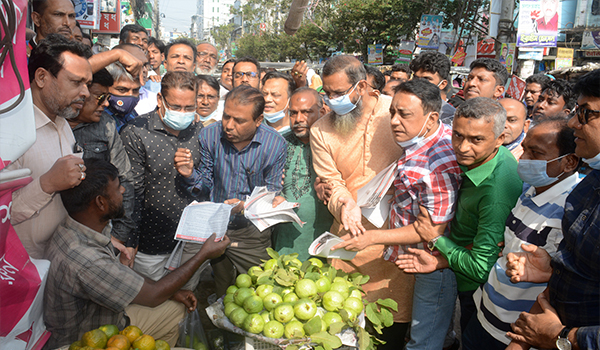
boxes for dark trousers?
[211,225,272,297]
[377,321,409,350]
[458,289,477,338]
[462,312,508,350]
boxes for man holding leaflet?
[178,85,287,296]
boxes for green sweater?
[435,146,522,292]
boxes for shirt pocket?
[82,142,109,161]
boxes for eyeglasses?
[198,51,218,61]
[161,96,197,113]
[96,93,111,105]
[324,82,359,99]
[197,94,219,102]
[574,104,600,125]
[234,71,258,79]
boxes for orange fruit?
[68,340,83,350]
[155,339,170,350]
[120,325,143,344]
[132,334,156,350]
[106,347,121,350]
[99,324,120,339]
[107,334,131,350]
[81,329,108,349]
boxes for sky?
[160,0,197,33]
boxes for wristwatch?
[427,235,442,251]
[556,327,572,350]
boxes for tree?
[211,23,237,51]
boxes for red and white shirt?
[383,122,462,261]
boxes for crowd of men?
[5,0,599,349]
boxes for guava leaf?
[357,326,371,350]
[323,343,333,350]
[267,248,280,259]
[301,260,312,272]
[256,276,274,285]
[328,322,344,335]
[365,303,381,325]
[376,298,398,312]
[304,271,321,281]
[310,332,342,349]
[359,275,370,285]
[378,307,394,327]
[326,266,336,282]
[286,345,299,350]
[314,346,324,350]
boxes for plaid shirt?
[384,123,462,261]
[549,170,600,348]
[43,217,144,349]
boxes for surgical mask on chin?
[198,109,219,122]
[263,100,289,123]
[396,113,431,148]
[583,152,600,170]
[324,83,360,115]
[517,154,569,187]
[108,95,139,115]
[161,107,195,130]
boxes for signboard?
[581,31,600,50]
[417,15,443,49]
[518,47,544,60]
[499,43,516,73]
[395,41,415,63]
[505,75,527,100]
[477,38,496,58]
[120,1,135,27]
[583,50,600,57]
[95,11,120,33]
[73,0,100,29]
[555,48,574,69]
[367,44,383,65]
[517,0,559,47]
[137,1,154,30]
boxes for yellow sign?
[557,48,574,59]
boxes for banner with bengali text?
[517,0,559,47]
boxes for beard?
[332,99,363,135]
[56,97,86,119]
[101,200,125,222]
[195,66,216,75]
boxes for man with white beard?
[309,55,414,349]
[195,42,218,75]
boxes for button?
[582,215,587,220]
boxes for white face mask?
[324,83,360,115]
[396,113,432,148]
[198,109,219,122]
[583,152,600,170]
[517,153,569,187]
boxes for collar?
[219,122,263,147]
[528,172,580,207]
[460,146,506,187]
[402,122,445,160]
[505,131,526,151]
[34,104,53,129]
[63,216,112,247]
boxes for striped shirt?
[383,123,462,261]
[185,122,287,203]
[474,173,579,344]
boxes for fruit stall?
[205,249,398,350]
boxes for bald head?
[500,98,530,145]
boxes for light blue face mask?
[324,83,361,115]
[263,100,289,123]
[517,154,569,187]
[162,108,195,130]
[396,113,431,148]
[583,152,600,170]
[198,109,219,122]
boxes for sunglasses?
[574,104,600,125]
[96,93,111,106]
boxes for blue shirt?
[549,169,600,350]
[104,107,138,133]
[185,122,287,203]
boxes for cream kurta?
[310,94,414,322]
[6,105,76,259]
